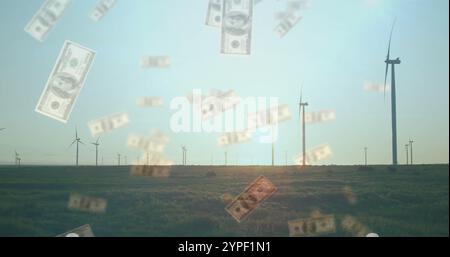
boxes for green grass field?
[0,165,448,237]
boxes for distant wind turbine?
[181,146,187,165]
[15,151,20,166]
[364,147,368,166]
[384,20,401,166]
[69,128,84,166]
[409,139,414,165]
[117,153,121,166]
[299,85,308,168]
[92,137,100,166]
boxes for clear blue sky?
[0,0,448,165]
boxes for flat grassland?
[0,165,448,237]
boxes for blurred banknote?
[218,130,253,146]
[200,90,241,120]
[88,112,129,137]
[343,186,357,205]
[127,134,166,153]
[137,97,164,107]
[140,56,171,68]
[288,214,336,237]
[295,144,332,165]
[56,224,95,237]
[274,11,302,38]
[68,193,107,213]
[90,0,116,21]
[305,110,336,124]
[364,81,388,93]
[35,41,96,123]
[248,104,292,129]
[24,0,72,42]
[206,0,223,27]
[221,0,253,55]
[130,165,170,178]
[341,215,371,237]
[225,176,277,222]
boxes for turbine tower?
[15,151,20,166]
[405,144,409,165]
[384,20,401,166]
[69,129,84,166]
[299,85,308,168]
[364,147,368,166]
[181,146,187,166]
[409,139,414,165]
[92,137,100,166]
[117,153,121,166]
[224,151,228,166]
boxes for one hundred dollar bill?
[225,176,277,222]
[88,112,130,137]
[127,134,166,153]
[305,110,336,124]
[274,11,302,38]
[56,224,95,237]
[137,97,164,107]
[218,130,253,146]
[140,56,171,68]
[130,165,170,178]
[288,214,336,237]
[68,193,107,213]
[206,0,223,27]
[295,144,332,165]
[221,0,253,55]
[35,41,96,123]
[24,0,72,42]
[90,0,117,22]
[341,215,371,237]
[248,104,292,129]
[364,81,389,93]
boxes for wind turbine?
[299,85,309,168]
[384,20,401,166]
[181,146,187,165]
[409,139,414,165]
[69,129,84,166]
[117,153,121,166]
[364,147,368,166]
[92,137,100,166]
[405,144,409,165]
[15,151,20,166]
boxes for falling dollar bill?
[88,112,129,137]
[343,186,358,205]
[56,224,95,237]
[200,90,241,120]
[341,216,371,237]
[127,134,166,153]
[295,144,333,165]
[206,0,223,27]
[221,0,253,55]
[24,0,72,42]
[364,81,389,93]
[35,41,96,123]
[288,215,336,237]
[274,11,302,38]
[137,97,164,108]
[225,176,277,222]
[90,0,116,22]
[68,193,107,213]
[305,110,336,124]
[248,105,292,129]
[140,56,171,68]
[130,165,171,178]
[218,130,253,146]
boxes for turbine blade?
[68,140,76,148]
[79,140,85,145]
[96,137,100,144]
[384,63,389,100]
[384,19,396,101]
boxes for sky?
[0,0,448,166]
